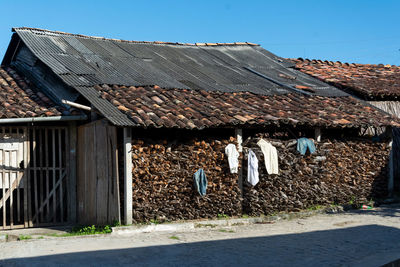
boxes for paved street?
[1,205,400,266]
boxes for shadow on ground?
[345,204,400,218]
[1,225,400,266]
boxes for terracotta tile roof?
[292,58,400,100]
[94,84,400,129]
[0,66,70,118]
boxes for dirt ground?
[1,205,400,266]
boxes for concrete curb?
[111,207,334,236]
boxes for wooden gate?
[0,127,28,229]
[0,126,69,229]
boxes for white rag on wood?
[225,143,239,173]
[257,139,279,175]
[247,149,259,186]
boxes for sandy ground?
[1,205,400,266]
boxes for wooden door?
[77,120,120,225]
[0,127,28,229]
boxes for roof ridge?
[291,57,399,68]
[12,27,259,47]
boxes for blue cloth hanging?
[193,168,207,196]
[297,138,316,155]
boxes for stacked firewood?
[243,135,390,216]
[130,137,242,223]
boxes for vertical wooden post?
[68,122,77,223]
[389,148,394,196]
[2,149,5,229]
[23,127,29,228]
[123,128,132,225]
[386,127,394,197]
[235,128,243,197]
[314,128,321,142]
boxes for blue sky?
[1,0,399,65]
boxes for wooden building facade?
[0,28,398,228]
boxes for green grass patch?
[47,224,113,237]
[195,223,218,228]
[231,222,245,226]
[306,205,323,211]
[18,235,32,240]
[217,214,229,219]
[149,219,161,224]
[218,229,235,233]
[169,235,180,240]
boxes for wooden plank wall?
[77,120,120,225]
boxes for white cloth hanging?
[225,143,239,173]
[257,139,279,175]
[247,149,259,186]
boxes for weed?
[47,224,113,237]
[18,235,32,240]
[242,214,249,219]
[112,220,121,227]
[218,229,235,233]
[231,222,245,226]
[169,235,180,240]
[37,236,44,239]
[307,205,323,211]
[149,219,161,224]
[195,223,217,228]
[217,214,229,219]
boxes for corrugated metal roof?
[14,28,346,95]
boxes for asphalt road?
[1,205,400,266]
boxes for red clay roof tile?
[292,58,400,100]
[94,84,400,129]
[0,66,71,118]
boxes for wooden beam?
[68,122,77,223]
[123,128,132,225]
[23,127,29,228]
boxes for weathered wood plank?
[32,129,39,225]
[67,122,76,223]
[107,125,120,223]
[23,127,28,228]
[45,128,49,220]
[27,129,32,227]
[95,121,108,225]
[77,125,86,224]
[2,149,6,229]
[58,129,63,223]
[86,123,96,224]
[123,128,132,225]
[39,129,44,222]
[52,129,56,223]
[9,151,13,228]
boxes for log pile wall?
[130,133,391,222]
[130,137,242,223]
[243,136,390,216]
